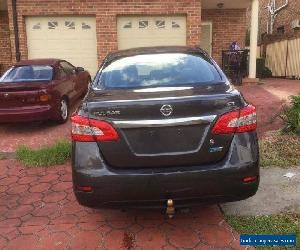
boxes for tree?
[266,0,289,34]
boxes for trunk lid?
[0,82,48,108]
[87,84,244,168]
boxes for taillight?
[26,94,51,103]
[212,105,257,135]
[39,94,51,102]
[71,115,119,142]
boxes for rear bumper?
[72,132,259,208]
[0,105,54,122]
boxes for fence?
[221,50,249,85]
[260,37,300,78]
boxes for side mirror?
[75,67,84,73]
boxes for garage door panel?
[30,42,63,50]
[26,16,98,76]
[117,16,186,50]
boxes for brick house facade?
[0,11,12,73]
[259,0,300,42]
[202,9,247,64]
[0,0,250,75]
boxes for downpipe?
[12,0,21,62]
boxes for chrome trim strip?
[91,95,225,104]
[113,115,216,128]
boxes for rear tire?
[57,98,69,124]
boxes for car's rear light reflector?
[77,186,93,192]
[39,94,51,102]
[212,105,257,134]
[26,94,51,103]
[243,176,258,183]
[71,115,119,142]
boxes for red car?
[0,59,90,123]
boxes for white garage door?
[26,16,98,76]
[117,16,186,50]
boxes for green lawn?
[16,140,71,167]
[226,214,300,250]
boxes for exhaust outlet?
[166,199,175,218]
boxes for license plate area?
[122,125,207,155]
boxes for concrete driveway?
[0,159,247,250]
[222,166,300,216]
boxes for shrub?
[261,66,272,78]
[281,95,300,134]
[256,58,272,78]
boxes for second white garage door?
[117,16,186,50]
[26,16,98,76]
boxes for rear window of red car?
[0,65,53,83]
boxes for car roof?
[15,58,61,67]
[106,46,209,63]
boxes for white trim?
[201,21,213,56]
[249,0,259,78]
[202,0,251,9]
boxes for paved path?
[238,78,300,138]
[0,159,249,250]
[222,166,300,216]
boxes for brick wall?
[202,9,247,64]
[7,0,201,65]
[259,0,300,42]
[0,11,12,75]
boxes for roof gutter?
[12,0,20,62]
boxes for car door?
[60,61,83,97]
[57,62,76,102]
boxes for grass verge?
[226,214,300,249]
[259,132,300,168]
[16,140,71,167]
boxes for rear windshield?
[0,65,53,83]
[96,53,222,89]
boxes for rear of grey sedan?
[71,47,259,209]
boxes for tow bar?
[166,199,175,218]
